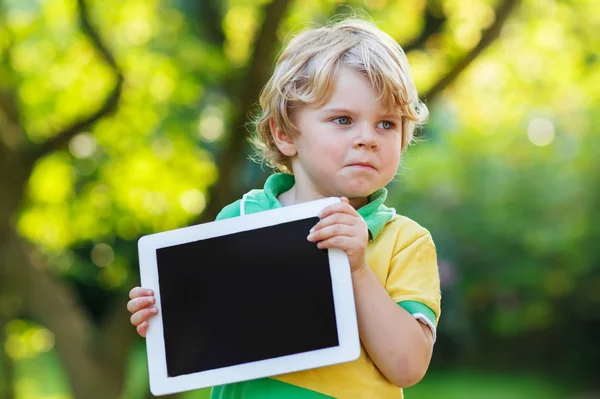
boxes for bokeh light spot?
[527,118,555,146]
[91,243,115,267]
[180,189,206,215]
[69,132,97,159]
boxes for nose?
[354,124,379,150]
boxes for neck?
[277,176,369,210]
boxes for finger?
[129,287,153,299]
[315,235,355,251]
[311,213,357,233]
[137,321,149,338]
[308,224,355,242]
[319,201,358,219]
[127,296,155,314]
[340,197,350,204]
[130,307,158,327]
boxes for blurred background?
[0,0,598,398]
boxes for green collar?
[242,173,396,241]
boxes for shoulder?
[380,214,435,255]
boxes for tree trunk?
[0,313,15,399]
[0,94,132,399]
[0,226,134,399]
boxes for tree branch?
[403,2,447,53]
[0,90,22,157]
[197,0,225,47]
[197,0,293,223]
[422,0,520,102]
[0,3,26,156]
[28,0,124,165]
[76,0,118,71]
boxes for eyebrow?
[320,107,356,115]
[321,107,402,120]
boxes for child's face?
[285,66,402,201]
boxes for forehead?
[318,67,400,116]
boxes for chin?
[341,186,379,199]
[347,177,383,192]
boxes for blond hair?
[251,18,429,173]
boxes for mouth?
[347,162,377,171]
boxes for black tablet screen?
[156,217,339,377]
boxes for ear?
[270,118,297,157]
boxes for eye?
[332,116,352,125]
[377,120,396,130]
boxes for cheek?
[305,132,342,155]
[381,135,402,164]
[303,137,344,171]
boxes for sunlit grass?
[6,345,575,399]
[405,369,568,399]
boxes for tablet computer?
[137,197,360,396]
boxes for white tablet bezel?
[138,197,360,396]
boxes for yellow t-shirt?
[271,215,441,399]
[211,173,441,399]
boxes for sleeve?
[215,200,242,221]
[386,231,441,342]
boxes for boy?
[128,18,440,399]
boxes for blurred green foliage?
[0,0,598,398]
[389,6,600,377]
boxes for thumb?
[340,197,349,204]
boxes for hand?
[307,197,369,273]
[127,287,158,338]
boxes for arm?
[352,265,433,387]
[308,198,436,387]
